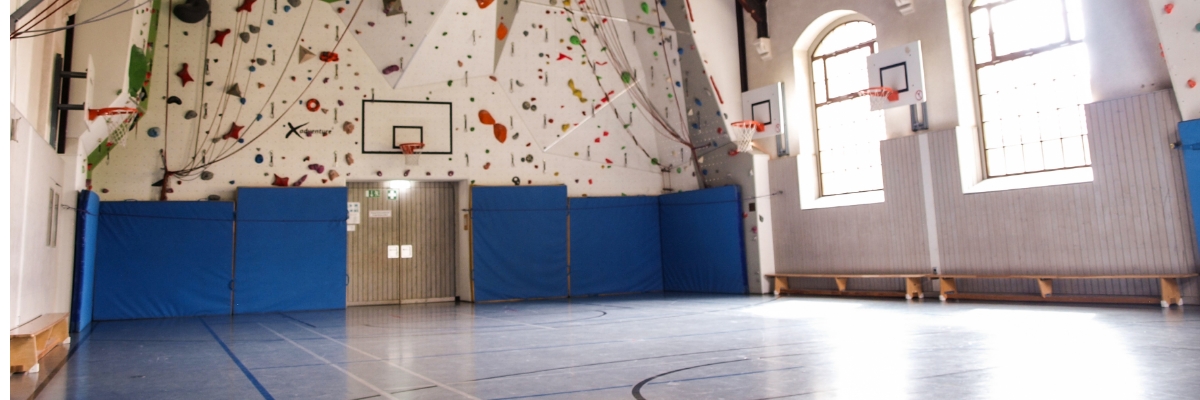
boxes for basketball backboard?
[740,82,786,139]
[361,100,453,154]
[866,41,926,111]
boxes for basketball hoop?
[399,142,424,166]
[728,120,764,154]
[857,86,899,110]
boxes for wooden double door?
[346,182,456,305]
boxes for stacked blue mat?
[471,185,747,301]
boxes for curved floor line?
[630,359,748,399]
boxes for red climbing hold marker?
[237,0,257,13]
[1189,79,1197,89]
[557,53,573,61]
[212,29,231,46]
[306,99,320,112]
[223,123,244,140]
[1164,3,1174,14]
[177,64,194,86]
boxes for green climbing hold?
[651,158,660,165]
[570,35,581,45]
[447,80,454,87]
[621,71,632,83]
[647,27,655,35]
[641,2,650,14]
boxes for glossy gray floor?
[31,294,1200,399]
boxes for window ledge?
[801,190,885,210]
[965,167,1093,194]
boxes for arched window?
[970,0,1090,177]
[812,21,884,196]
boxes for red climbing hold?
[212,29,231,46]
[223,123,244,140]
[272,174,289,187]
[177,64,194,86]
[1164,3,1174,14]
[319,51,339,62]
[494,124,508,143]
[557,53,573,61]
[497,23,509,40]
[479,110,496,125]
[476,0,494,8]
[237,0,257,13]
[605,159,613,164]
[1189,79,1197,89]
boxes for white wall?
[9,111,71,327]
[759,0,1196,300]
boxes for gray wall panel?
[770,90,1198,299]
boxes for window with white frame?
[970,0,1091,177]
[812,21,885,196]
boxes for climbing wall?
[1149,0,1200,121]
[662,0,773,293]
[91,0,713,201]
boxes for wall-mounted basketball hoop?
[399,142,424,166]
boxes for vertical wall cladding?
[90,0,713,201]
[930,90,1197,297]
[347,182,455,305]
[768,136,929,292]
[772,90,1198,298]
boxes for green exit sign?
[365,190,381,198]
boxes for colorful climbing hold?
[479,110,496,125]
[641,2,650,13]
[212,29,231,46]
[272,174,289,186]
[494,123,508,143]
[237,0,257,13]
[319,51,339,62]
[177,64,194,86]
[570,35,581,45]
[223,123,244,140]
[497,23,509,40]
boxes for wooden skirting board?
[767,273,1198,307]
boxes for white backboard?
[361,100,453,154]
[866,41,926,111]
[740,82,786,139]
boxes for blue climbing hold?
[283,5,291,11]
[249,66,256,72]
[240,98,247,104]
[675,81,681,87]
[256,114,263,121]
[268,20,274,25]
[255,154,264,164]
[691,123,700,129]
[694,98,702,106]
[702,169,708,175]
[147,127,160,138]
[678,48,683,55]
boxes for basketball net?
[400,143,424,166]
[728,120,764,154]
[857,86,899,110]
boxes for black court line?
[631,359,748,399]
[490,384,632,400]
[201,319,274,399]
[278,312,317,327]
[349,385,438,400]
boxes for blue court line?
[201,318,275,399]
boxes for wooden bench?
[933,274,1199,307]
[10,313,70,374]
[767,274,927,300]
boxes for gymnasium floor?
[22,294,1200,399]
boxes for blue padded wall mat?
[472,186,569,302]
[93,201,235,320]
[659,186,748,294]
[234,188,347,314]
[1180,119,1200,251]
[70,190,99,332]
[568,196,663,296]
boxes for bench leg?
[774,276,789,296]
[1160,278,1181,308]
[939,278,956,301]
[1037,279,1054,298]
[835,277,849,292]
[905,277,923,300]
